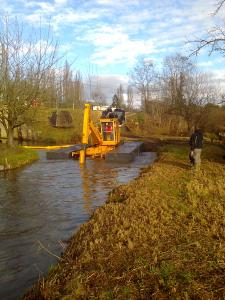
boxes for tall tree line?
[0,17,86,146]
[0,17,60,146]
[129,53,222,134]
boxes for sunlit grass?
[30,107,102,145]
[23,143,225,300]
[29,107,83,145]
[0,144,38,170]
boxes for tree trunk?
[7,125,14,147]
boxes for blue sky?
[1,0,225,98]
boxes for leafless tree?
[162,53,217,132]
[190,25,225,57]
[188,1,225,105]
[130,58,157,111]
[39,69,59,107]
[116,84,124,108]
[73,71,84,108]
[190,1,225,60]
[61,60,73,106]
[127,85,134,111]
[57,61,84,108]
[0,16,60,146]
[91,86,106,106]
[212,0,225,15]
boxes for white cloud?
[24,1,56,13]
[211,69,225,80]
[78,25,156,66]
[95,0,139,7]
[0,0,14,14]
[95,0,116,4]
[52,9,100,26]
[197,61,214,67]
[91,39,155,66]
[120,9,151,24]
[54,0,67,6]
[2,0,225,79]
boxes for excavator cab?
[100,118,120,146]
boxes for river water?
[0,151,156,300]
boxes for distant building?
[92,105,109,111]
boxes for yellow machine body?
[74,104,121,163]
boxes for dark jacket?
[189,130,203,150]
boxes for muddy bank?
[23,143,225,300]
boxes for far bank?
[0,145,38,171]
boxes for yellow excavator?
[74,103,125,164]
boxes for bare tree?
[116,84,124,108]
[73,71,84,108]
[61,60,73,106]
[162,53,217,132]
[127,85,134,111]
[212,0,225,15]
[190,1,225,62]
[190,25,225,57]
[39,69,59,107]
[0,16,59,146]
[91,86,106,106]
[57,61,84,109]
[188,0,225,105]
[130,58,156,111]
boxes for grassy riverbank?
[23,143,225,299]
[30,108,84,145]
[0,145,38,171]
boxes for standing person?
[104,122,113,141]
[189,127,203,170]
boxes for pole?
[79,104,90,164]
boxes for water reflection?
[80,165,92,215]
[79,159,120,215]
[0,151,156,300]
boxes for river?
[0,151,156,300]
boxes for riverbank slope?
[0,145,38,171]
[23,143,225,299]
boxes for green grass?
[28,107,84,145]
[28,107,103,145]
[159,144,189,159]
[0,144,38,170]
[23,143,225,300]
[161,143,225,163]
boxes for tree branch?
[211,0,225,16]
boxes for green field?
[26,107,84,145]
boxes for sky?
[1,0,225,100]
